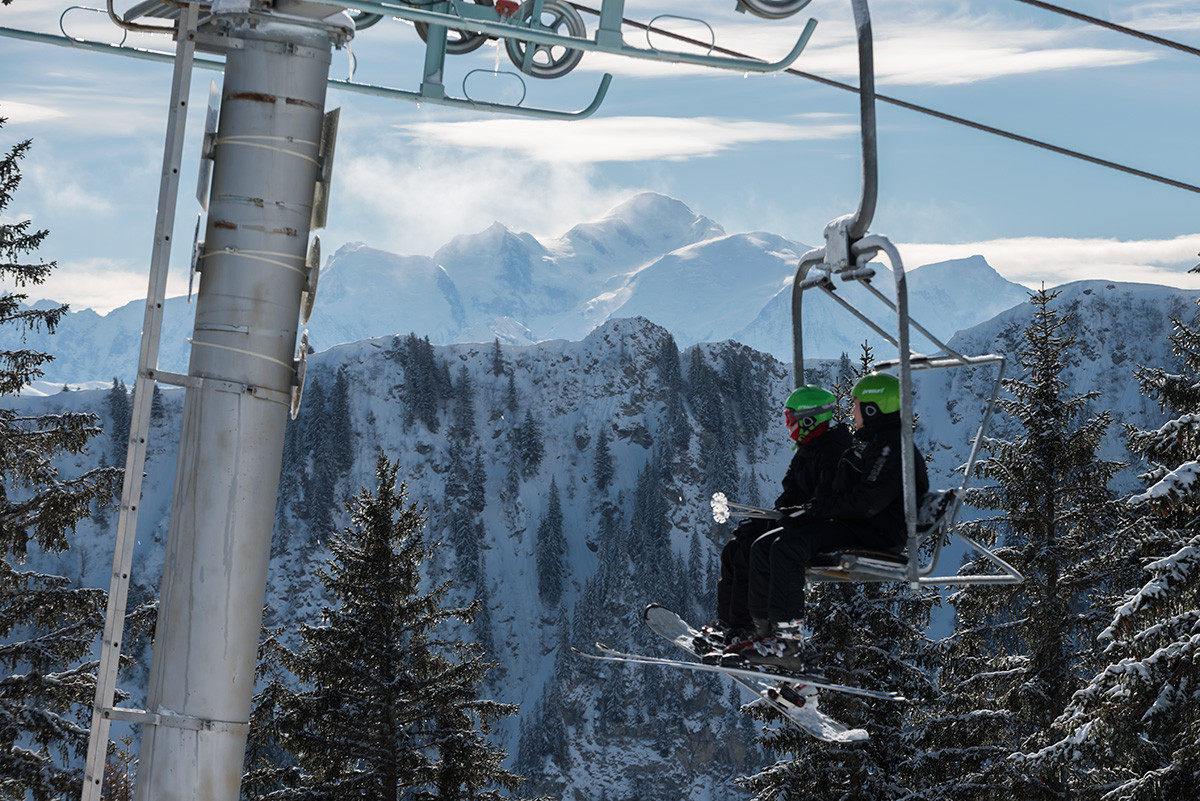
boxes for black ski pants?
[717,520,770,628]
[747,518,899,624]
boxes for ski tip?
[642,602,663,619]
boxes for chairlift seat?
[806,488,962,582]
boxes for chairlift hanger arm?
[333,0,818,74]
[332,72,612,119]
[0,25,610,120]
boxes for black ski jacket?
[807,417,929,539]
[732,424,852,540]
[774,423,854,509]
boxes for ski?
[583,641,903,702]
[572,643,868,744]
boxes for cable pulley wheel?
[737,0,809,20]
[415,0,495,55]
[348,10,385,29]
[505,0,586,79]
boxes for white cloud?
[7,257,190,315]
[25,162,114,215]
[557,1,1160,85]
[391,114,856,163]
[899,235,1200,289]
[327,147,634,256]
[0,101,69,124]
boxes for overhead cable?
[1009,0,1200,59]
[572,5,1200,196]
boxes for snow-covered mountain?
[5,279,1195,798]
[6,194,1028,385]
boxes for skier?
[725,372,929,668]
[694,385,851,653]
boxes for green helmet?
[783,385,837,441]
[851,372,901,418]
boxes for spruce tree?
[258,454,521,800]
[517,408,544,477]
[0,120,120,799]
[536,479,566,606]
[490,337,505,377]
[908,288,1122,800]
[328,368,354,474]
[593,427,614,496]
[451,364,476,444]
[105,377,131,465]
[1022,287,1200,799]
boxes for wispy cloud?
[560,0,1160,85]
[327,147,633,257]
[391,114,856,163]
[7,257,189,315]
[899,235,1200,289]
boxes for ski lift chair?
[790,0,1021,589]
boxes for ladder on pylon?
[79,5,200,799]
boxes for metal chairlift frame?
[792,0,1021,589]
[3,0,819,121]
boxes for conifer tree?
[258,454,521,800]
[490,337,505,377]
[655,333,689,454]
[536,478,566,606]
[105,377,131,464]
[328,368,354,473]
[908,288,1122,800]
[150,383,165,421]
[451,364,476,444]
[518,408,544,477]
[0,120,120,799]
[505,372,519,415]
[1022,287,1200,799]
[593,427,614,496]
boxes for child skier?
[695,385,851,653]
[726,372,929,668]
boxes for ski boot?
[694,622,752,658]
[726,619,814,671]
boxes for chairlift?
[787,0,1021,589]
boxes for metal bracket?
[149,369,293,406]
[102,706,248,734]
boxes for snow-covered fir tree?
[517,408,544,477]
[0,121,119,800]
[535,478,566,607]
[245,454,522,800]
[1022,283,1200,799]
[909,288,1123,799]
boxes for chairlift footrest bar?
[807,549,909,582]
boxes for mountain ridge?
[4,193,1054,384]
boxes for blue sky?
[2,0,1199,314]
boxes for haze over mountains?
[12,193,1030,386]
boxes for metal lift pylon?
[74,3,352,800]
